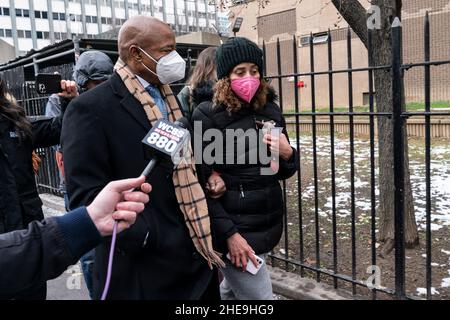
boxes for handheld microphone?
[139,118,191,178]
[101,118,190,300]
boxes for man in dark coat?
[61,16,218,300]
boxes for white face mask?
[138,48,186,85]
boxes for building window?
[23,9,29,18]
[42,11,48,19]
[114,1,125,9]
[35,11,41,19]
[55,32,61,40]
[2,8,10,16]
[312,33,329,44]
[101,17,107,24]
[92,16,98,24]
[60,13,66,20]
[5,29,12,37]
[25,30,32,38]
[0,29,4,37]
[43,32,50,39]
[15,9,22,17]
[53,12,59,20]
[17,30,25,38]
[86,16,92,23]
[37,31,43,39]
[299,35,310,46]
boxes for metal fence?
[3,62,76,196]
[265,14,450,300]
[3,17,449,300]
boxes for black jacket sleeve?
[30,97,70,149]
[276,115,299,181]
[192,104,238,246]
[0,207,101,299]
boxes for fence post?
[73,38,81,62]
[391,17,406,299]
[32,57,39,76]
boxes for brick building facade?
[229,0,450,110]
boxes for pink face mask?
[231,76,261,103]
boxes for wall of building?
[402,1,450,103]
[0,38,15,64]
[230,0,450,110]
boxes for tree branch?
[331,0,369,48]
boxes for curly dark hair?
[213,77,271,114]
[0,76,32,141]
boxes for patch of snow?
[419,223,443,231]
[440,278,450,288]
[431,263,440,267]
[416,287,440,295]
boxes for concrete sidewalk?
[40,194,90,300]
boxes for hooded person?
[45,50,114,299]
[72,51,114,93]
[46,51,114,121]
[191,37,299,300]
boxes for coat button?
[192,252,199,260]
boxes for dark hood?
[73,51,114,87]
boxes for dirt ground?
[269,134,450,300]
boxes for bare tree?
[213,0,419,255]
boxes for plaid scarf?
[115,59,224,269]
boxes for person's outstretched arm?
[0,176,151,299]
[31,80,78,149]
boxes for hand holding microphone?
[87,176,151,237]
[102,118,190,300]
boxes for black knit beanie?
[216,37,264,80]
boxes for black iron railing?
[264,14,450,300]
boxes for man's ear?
[130,46,142,62]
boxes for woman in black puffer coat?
[192,37,298,300]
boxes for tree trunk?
[332,0,419,254]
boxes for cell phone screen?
[35,73,62,95]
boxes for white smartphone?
[226,253,264,275]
